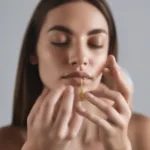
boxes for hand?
[76,55,133,150]
[103,55,133,111]
[22,83,83,150]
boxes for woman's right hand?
[22,84,83,150]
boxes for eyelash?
[89,44,104,49]
[51,42,104,49]
[51,42,68,47]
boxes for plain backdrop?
[0,0,150,126]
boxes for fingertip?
[103,67,111,74]
[110,55,116,61]
[43,86,49,92]
[106,56,121,81]
[106,55,111,65]
[110,55,116,66]
[41,86,49,96]
[106,55,116,68]
[109,55,120,74]
[67,85,74,93]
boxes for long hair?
[12,0,118,127]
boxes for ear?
[29,55,38,65]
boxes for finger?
[53,86,74,136]
[27,87,49,125]
[103,67,112,76]
[84,93,127,127]
[105,90,130,115]
[107,55,133,102]
[67,110,83,139]
[110,56,133,110]
[91,85,130,115]
[37,84,66,126]
[76,101,112,134]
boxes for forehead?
[42,1,108,35]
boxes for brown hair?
[12,0,118,127]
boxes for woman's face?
[36,1,109,92]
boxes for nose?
[70,56,88,66]
[68,49,89,67]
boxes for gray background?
[0,0,150,127]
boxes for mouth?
[62,77,85,86]
[62,71,92,79]
[61,71,92,86]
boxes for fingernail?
[67,85,74,93]
[103,67,111,75]
[85,93,93,99]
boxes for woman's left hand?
[76,55,133,150]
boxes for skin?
[37,1,109,123]
[37,1,108,91]
[0,1,150,150]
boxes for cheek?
[37,51,60,88]
[92,53,107,76]
[38,62,56,88]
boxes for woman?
[0,0,150,150]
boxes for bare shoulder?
[130,112,150,150]
[0,125,26,150]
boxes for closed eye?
[89,43,104,49]
[51,42,104,49]
[51,42,68,47]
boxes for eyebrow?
[48,25,108,35]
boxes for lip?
[62,71,92,79]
